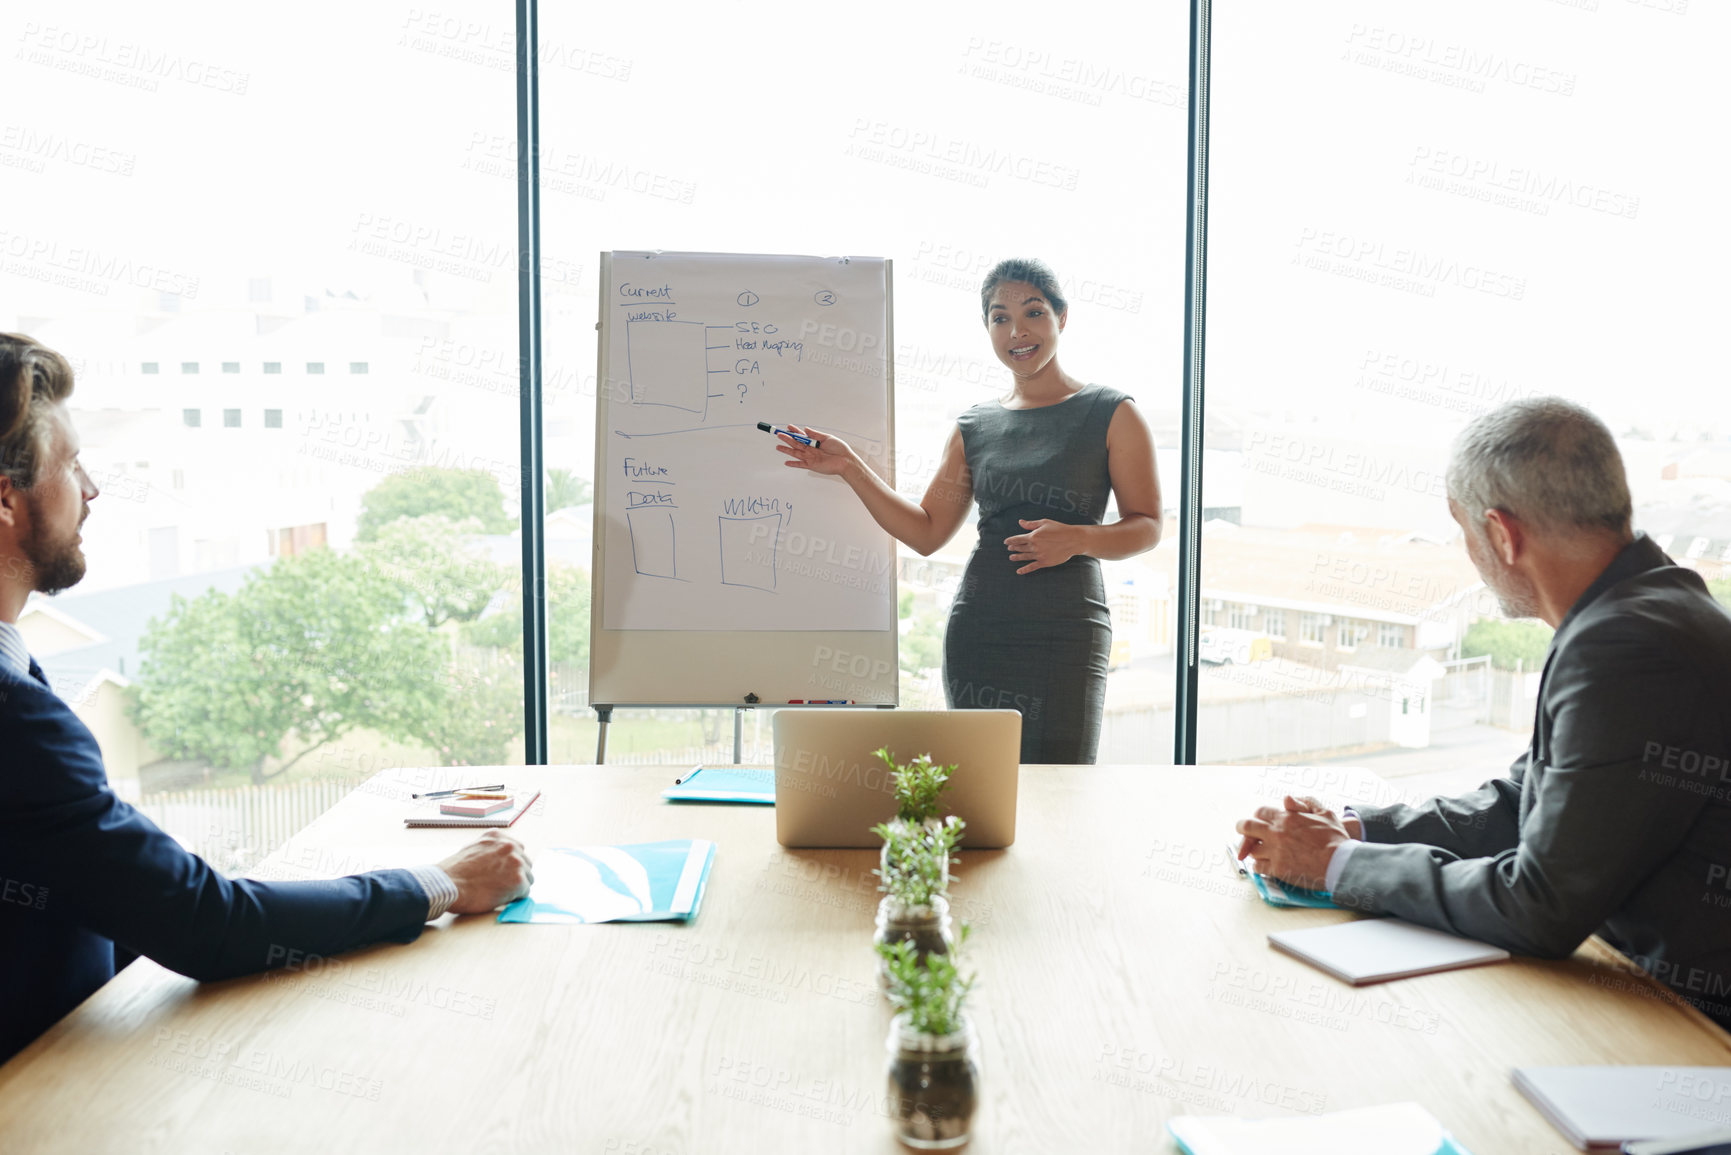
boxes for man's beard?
[23,516,87,595]
[1486,561,1541,620]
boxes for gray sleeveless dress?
[945,384,1127,764]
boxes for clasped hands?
[1005,518,1083,575]
[1233,795,1360,892]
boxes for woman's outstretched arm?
[776,424,974,557]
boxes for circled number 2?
[814,290,836,306]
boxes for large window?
[1203,2,1720,792]
[538,3,1190,761]
[3,0,521,872]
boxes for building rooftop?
[1200,522,1483,624]
[27,565,257,701]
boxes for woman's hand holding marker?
[771,423,858,478]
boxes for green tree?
[355,467,516,542]
[546,468,591,512]
[1461,618,1553,671]
[900,607,946,678]
[417,656,526,766]
[357,514,506,628]
[462,565,591,667]
[132,548,448,783]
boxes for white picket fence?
[137,778,365,876]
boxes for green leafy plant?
[876,747,957,825]
[130,546,524,781]
[873,816,965,909]
[355,467,516,542]
[1461,618,1553,671]
[877,925,974,1037]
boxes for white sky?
[2,0,1725,515]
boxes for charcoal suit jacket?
[1335,534,1731,1025]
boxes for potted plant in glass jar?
[872,816,965,977]
[877,930,978,1150]
[875,747,958,882]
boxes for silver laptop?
[772,709,1021,849]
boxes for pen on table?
[787,699,854,705]
[757,421,819,447]
[674,766,703,785]
[411,783,507,800]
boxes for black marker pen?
[757,421,818,447]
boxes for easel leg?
[595,705,613,765]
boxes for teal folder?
[1226,840,1341,908]
[498,839,716,924]
[661,766,775,805]
[1249,871,1341,910]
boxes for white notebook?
[1169,1101,1458,1155]
[1268,918,1509,985]
[1513,1067,1731,1150]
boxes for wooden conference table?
[1,765,1726,1154]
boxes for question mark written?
[737,383,748,403]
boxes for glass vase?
[874,894,954,983]
[885,1012,978,1150]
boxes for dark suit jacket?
[0,659,432,1064]
[1335,534,1731,1025]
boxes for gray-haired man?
[1236,397,1731,1026]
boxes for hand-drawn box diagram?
[625,319,708,413]
[627,507,678,578]
[718,514,780,592]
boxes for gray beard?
[1489,569,1541,620]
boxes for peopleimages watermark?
[645,935,877,1010]
[1638,740,1731,804]
[1245,428,1450,504]
[1353,346,1541,416]
[959,38,1182,109]
[263,945,499,1020]
[844,119,1081,192]
[710,1053,893,1127]
[1343,24,1577,97]
[461,132,696,205]
[1095,1042,1329,1114]
[397,9,632,80]
[1208,960,1442,1035]
[1407,145,1640,220]
[0,124,136,176]
[754,853,995,927]
[1293,227,1526,301]
[347,211,583,290]
[1,875,49,911]
[0,228,200,299]
[16,22,251,95]
[148,1028,384,1101]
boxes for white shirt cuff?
[407,865,460,920]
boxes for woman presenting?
[775,257,1162,764]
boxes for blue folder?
[1228,841,1342,909]
[661,766,775,805]
[498,839,716,924]
[1249,871,1342,910]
